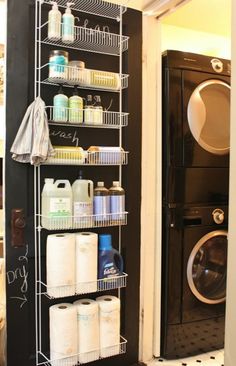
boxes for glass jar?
[49,50,69,82]
[68,60,86,85]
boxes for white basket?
[38,336,127,366]
[39,212,128,230]
[46,106,129,128]
[38,273,128,299]
[41,23,129,56]
[43,0,127,20]
[40,63,129,92]
[44,148,128,166]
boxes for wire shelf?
[39,63,129,92]
[37,336,127,366]
[39,212,128,230]
[44,148,128,166]
[38,273,128,299]
[40,23,129,56]
[41,0,127,20]
[46,106,129,128]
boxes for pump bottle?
[48,1,62,40]
[53,86,68,122]
[62,2,75,43]
[69,87,83,124]
[93,95,103,125]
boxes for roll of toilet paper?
[47,233,76,298]
[96,295,120,358]
[50,303,77,366]
[75,232,98,294]
[73,299,99,364]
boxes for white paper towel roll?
[96,295,120,358]
[75,232,98,294]
[47,233,76,298]
[50,303,77,366]
[73,299,100,364]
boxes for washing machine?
[161,205,228,359]
[162,50,230,205]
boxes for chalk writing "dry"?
[7,245,28,308]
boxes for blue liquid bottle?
[98,234,123,290]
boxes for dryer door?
[187,80,230,155]
[187,230,227,304]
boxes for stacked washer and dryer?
[161,50,230,359]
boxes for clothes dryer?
[161,205,227,359]
[162,51,230,205]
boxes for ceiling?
[162,0,231,38]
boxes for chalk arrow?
[10,295,27,308]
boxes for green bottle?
[68,87,83,124]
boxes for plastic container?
[68,60,85,85]
[84,95,94,125]
[93,95,103,125]
[89,69,120,90]
[41,179,73,229]
[62,2,75,43]
[109,181,125,221]
[72,171,94,225]
[53,86,68,122]
[49,50,69,81]
[94,182,110,222]
[68,87,83,123]
[48,2,61,40]
[98,234,123,280]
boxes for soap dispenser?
[62,2,75,44]
[48,1,62,40]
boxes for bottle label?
[48,14,61,38]
[103,262,120,278]
[84,108,93,124]
[53,97,68,122]
[62,17,74,38]
[69,98,83,123]
[74,202,93,216]
[94,196,110,220]
[49,198,71,217]
[110,195,125,220]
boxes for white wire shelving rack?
[40,21,129,56]
[46,106,129,128]
[35,0,128,365]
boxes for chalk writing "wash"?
[50,129,80,147]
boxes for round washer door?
[187,230,227,304]
[187,79,230,155]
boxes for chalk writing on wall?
[7,245,28,309]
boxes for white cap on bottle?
[45,178,54,184]
[97,182,104,187]
[112,181,120,187]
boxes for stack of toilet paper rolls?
[46,232,98,297]
[49,296,120,365]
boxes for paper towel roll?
[75,232,98,294]
[50,303,77,366]
[96,295,120,358]
[47,233,76,298]
[74,299,100,364]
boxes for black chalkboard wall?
[5,0,142,365]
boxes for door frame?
[140,0,234,364]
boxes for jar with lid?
[49,50,69,82]
[68,60,86,86]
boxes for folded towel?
[10,97,54,165]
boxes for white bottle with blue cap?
[98,234,123,285]
[62,2,75,44]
